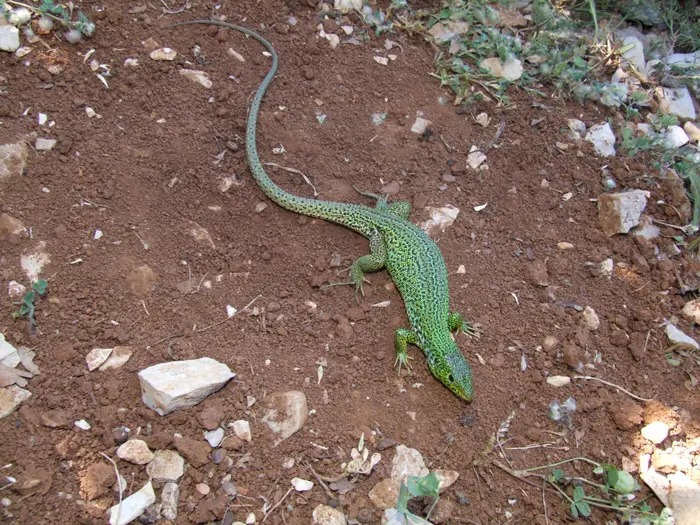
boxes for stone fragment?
[0,26,20,53]
[641,421,669,444]
[145,450,184,482]
[261,391,308,445]
[682,299,700,324]
[312,504,348,525]
[391,445,428,481]
[368,478,401,509]
[0,385,31,419]
[434,469,460,492]
[0,142,28,181]
[585,122,616,156]
[479,56,523,81]
[665,324,699,350]
[116,439,154,465]
[232,420,251,442]
[582,306,600,330]
[107,481,155,525]
[150,47,177,60]
[138,357,235,415]
[657,86,696,121]
[160,482,179,520]
[0,214,26,238]
[204,427,224,447]
[597,190,649,235]
[35,138,56,151]
[179,69,213,89]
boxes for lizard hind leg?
[387,201,411,219]
[321,230,387,303]
[448,311,481,339]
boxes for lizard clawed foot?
[394,352,413,377]
[455,322,482,340]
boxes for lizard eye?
[448,374,455,383]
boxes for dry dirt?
[0,1,699,524]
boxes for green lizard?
[170,19,478,401]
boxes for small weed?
[12,279,48,330]
[384,472,441,524]
[519,458,670,522]
[0,0,95,43]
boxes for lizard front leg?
[322,230,386,302]
[448,312,480,338]
[394,327,418,376]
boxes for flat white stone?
[138,357,235,415]
[232,420,251,442]
[0,26,20,53]
[108,481,156,525]
[0,385,31,419]
[585,123,616,157]
[116,439,154,465]
[665,324,699,350]
[146,450,184,482]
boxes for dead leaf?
[0,363,33,387]
[18,347,40,375]
[329,478,354,495]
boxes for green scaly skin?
[169,19,477,402]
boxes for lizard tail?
[166,19,353,221]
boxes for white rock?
[74,419,91,430]
[633,215,660,241]
[434,469,460,492]
[150,47,177,61]
[8,281,26,300]
[34,137,56,151]
[124,58,139,67]
[261,390,308,445]
[476,113,490,127]
[656,86,697,121]
[682,299,700,324]
[369,478,401,509]
[116,439,154,465]
[334,0,363,13]
[427,20,470,44]
[641,421,669,444]
[246,512,256,524]
[599,258,614,278]
[146,450,184,482]
[0,385,31,419]
[585,123,616,156]
[391,445,428,481]
[0,26,20,53]
[108,480,156,525]
[597,190,649,236]
[419,205,460,237]
[0,213,26,238]
[621,36,646,72]
[0,142,29,181]
[479,56,523,81]
[99,346,133,371]
[410,117,431,135]
[0,334,20,368]
[467,147,487,169]
[663,125,690,148]
[582,306,600,330]
[232,420,251,442]
[195,483,210,495]
[179,69,212,89]
[86,347,112,371]
[665,324,699,350]
[312,504,348,525]
[666,50,700,68]
[204,427,224,447]
[138,357,235,416]
[20,241,50,283]
[567,119,586,135]
[160,482,179,520]
[546,375,571,387]
[685,122,700,143]
[291,477,314,492]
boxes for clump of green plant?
[517,457,671,523]
[12,279,48,330]
[383,472,441,524]
[0,0,95,43]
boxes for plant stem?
[524,457,601,473]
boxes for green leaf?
[612,470,639,494]
[396,481,412,514]
[549,468,565,483]
[406,472,440,498]
[575,500,591,517]
[572,485,585,503]
[33,279,48,294]
[569,501,578,518]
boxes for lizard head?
[428,342,473,402]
